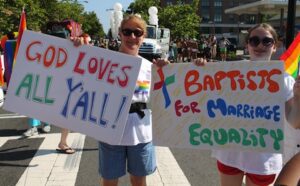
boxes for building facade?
[160,0,300,47]
[160,0,258,36]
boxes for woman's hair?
[246,23,278,44]
[119,14,147,36]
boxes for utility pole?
[286,0,296,48]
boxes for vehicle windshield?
[146,26,156,39]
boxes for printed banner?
[151,61,285,153]
[4,30,142,145]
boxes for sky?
[83,0,134,33]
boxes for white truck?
[139,25,170,60]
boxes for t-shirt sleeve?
[284,73,295,101]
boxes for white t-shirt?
[212,73,295,175]
[120,57,152,145]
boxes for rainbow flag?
[13,7,27,66]
[0,55,4,86]
[135,80,150,94]
[4,40,16,86]
[280,32,300,78]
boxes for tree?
[128,0,201,39]
[81,12,105,39]
[160,1,201,39]
[0,0,47,35]
[127,0,160,23]
[0,0,105,38]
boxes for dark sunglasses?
[121,28,144,37]
[248,36,275,47]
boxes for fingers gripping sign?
[152,58,170,68]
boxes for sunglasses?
[121,28,144,37]
[248,36,275,47]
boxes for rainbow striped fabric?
[135,80,150,94]
[0,55,4,86]
[280,32,300,78]
[13,8,27,66]
[4,40,16,86]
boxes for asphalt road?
[0,107,220,186]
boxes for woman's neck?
[119,47,138,56]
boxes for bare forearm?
[286,97,300,129]
[275,152,300,186]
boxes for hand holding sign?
[4,30,142,145]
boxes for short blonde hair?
[120,14,147,36]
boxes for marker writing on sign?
[60,77,129,128]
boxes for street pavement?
[0,109,220,186]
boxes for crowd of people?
[0,13,299,186]
[88,33,234,63]
[167,34,234,63]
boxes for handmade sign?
[151,61,285,153]
[4,30,142,145]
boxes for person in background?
[172,40,178,62]
[23,119,51,137]
[74,33,93,45]
[271,35,286,60]
[181,38,189,62]
[176,38,183,62]
[81,33,92,45]
[43,25,77,155]
[190,38,199,61]
[209,34,217,60]
[23,119,75,154]
[218,36,231,61]
[56,128,75,154]
[168,40,176,62]
[212,23,300,186]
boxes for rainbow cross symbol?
[153,68,175,108]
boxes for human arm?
[152,57,207,67]
[286,75,300,129]
[274,152,300,186]
[70,36,85,47]
[70,34,91,47]
[193,58,207,66]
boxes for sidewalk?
[13,133,191,186]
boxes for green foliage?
[81,12,105,39]
[160,1,200,39]
[227,51,237,60]
[127,0,160,23]
[128,0,200,39]
[0,0,105,39]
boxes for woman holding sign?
[212,23,300,186]
[99,14,157,186]
[73,14,171,186]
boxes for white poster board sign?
[151,61,285,153]
[4,30,142,145]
